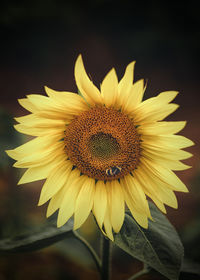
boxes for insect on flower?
[106,166,122,176]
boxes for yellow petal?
[168,135,195,148]
[136,91,178,111]
[134,90,178,110]
[44,86,72,98]
[157,184,178,209]
[93,180,107,230]
[141,143,193,160]
[142,149,191,170]
[44,86,89,113]
[18,98,38,113]
[14,123,65,136]
[122,79,145,114]
[133,103,179,123]
[15,114,66,128]
[107,180,125,233]
[135,166,177,209]
[123,190,148,228]
[133,167,163,203]
[138,121,186,135]
[103,205,114,241]
[38,160,72,206]
[57,171,84,227]
[101,68,118,108]
[151,198,167,214]
[25,94,81,118]
[74,54,103,106]
[74,177,95,230]
[7,134,63,161]
[121,173,150,217]
[47,168,80,218]
[36,110,73,121]
[18,165,49,185]
[27,94,59,111]
[141,157,189,193]
[118,61,135,108]
[13,141,64,168]
[18,155,66,185]
[130,90,179,122]
[118,61,135,93]
[141,134,194,149]
[6,149,20,161]
[47,185,66,218]
[156,91,179,103]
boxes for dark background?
[0,1,200,279]
[1,1,199,108]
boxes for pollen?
[64,107,141,180]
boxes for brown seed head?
[64,106,140,180]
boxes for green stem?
[127,266,150,280]
[101,235,112,280]
[73,230,101,275]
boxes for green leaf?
[0,218,73,254]
[114,202,184,280]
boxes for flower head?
[6,55,194,240]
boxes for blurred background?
[0,1,199,279]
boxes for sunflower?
[6,55,193,240]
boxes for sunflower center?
[64,106,140,180]
[88,133,120,159]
